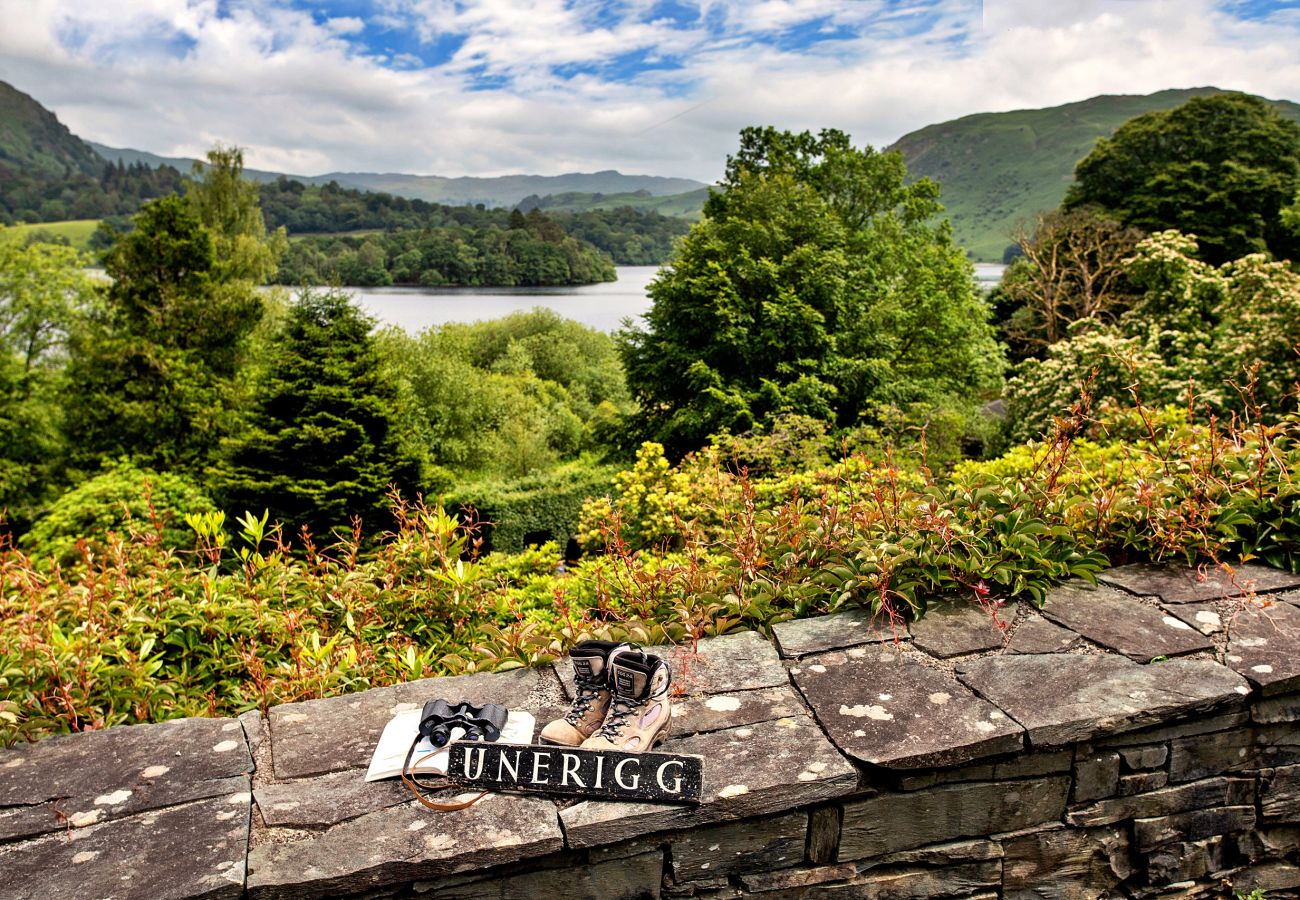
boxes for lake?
[352,263,1008,334]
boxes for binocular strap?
[400,734,491,812]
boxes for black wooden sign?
[446,743,704,803]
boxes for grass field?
[1,219,100,251]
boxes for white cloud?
[0,0,1296,183]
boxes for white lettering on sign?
[497,749,521,781]
[656,759,684,794]
[614,757,641,790]
[593,754,605,789]
[531,751,551,784]
[560,753,585,787]
[462,747,485,779]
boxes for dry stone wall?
[2,563,1300,898]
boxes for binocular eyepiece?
[418,699,508,748]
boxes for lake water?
[352,263,1008,334]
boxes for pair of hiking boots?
[540,641,672,752]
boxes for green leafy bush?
[21,461,216,564]
[4,400,1298,745]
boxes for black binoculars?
[418,699,509,748]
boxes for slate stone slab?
[1259,765,1300,821]
[0,717,252,842]
[1001,825,1131,899]
[1223,600,1300,695]
[267,667,543,779]
[808,861,1001,898]
[1161,602,1226,635]
[1168,724,1300,782]
[0,792,251,900]
[1039,579,1213,662]
[955,653,1249,748]
[253,769,411,827]
[893,749,1071,792]
[837,776,1070,859]
[908,602,1006,659]
[668,684,804,738]
[1133,805,1256,851]
[418,850,663,900]
[791,649,1023,769]
[1067,776,1253,827]
[1099,562,1300,603]
[246,792,564,899]
[1006,614,1081,654]
[555,630,787,700]
[772,608,905,658]
[669,811,807,881]
[559,714,857,849]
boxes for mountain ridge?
[86,140,705,208]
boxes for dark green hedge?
[447,461,617,555]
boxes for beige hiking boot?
[539,641,634,746]
[580,650,672,753]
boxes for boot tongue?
[610,654,654,700]
[571,654,605,682]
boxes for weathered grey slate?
[1223,600,1300,695]
[806,861,1001,897]
[791,650,1023,769]
[955,653,1249,748]
[1039,580,1213,662]
[1001,825,1131,899]
[1006,614,1081,654]
[772,608,905,658]
[0,792,250,900]
[0,717,252,842]
[669,811,807,880]
[416,851,663,900]
[838,777,1070,859]
[668,684,804,738]
[555,630,787,700]
[1168,723,1300,782]
[1099,562,1300,603]
[267,667,543,779]
[1262,764,1300,821]
[894,749,1072,792]
[246,792,563,899]
[908,602,1006,659]
[560,714,857,849]
[1067,776,1253,827]
[253,769,412,827]
[1133,806,1256,851]
[1160,602,1226,635]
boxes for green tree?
[1065,93,1300,264]
[620,127,1003,456]
[0,237,96,526]
[187,145,287,285]
[61,196,264,471]
[214,289,416,536]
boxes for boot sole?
[538,736,583,747]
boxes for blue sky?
[1,1,1298,180]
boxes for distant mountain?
[88,140,705,209]
[0,82,101,180]
[890,87,1300,261]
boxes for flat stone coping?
[0,563,1294,897]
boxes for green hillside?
[0,82,101,180]
[520,187,709,219]
[891,87,1300,261]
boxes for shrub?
[21,462,216,565]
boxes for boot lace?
[564,675,605,726]
[597,695,645,739]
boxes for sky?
[1,0,1299,182]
